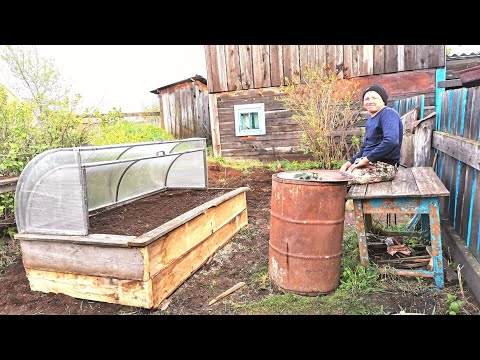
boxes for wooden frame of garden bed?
[14,187,249,309]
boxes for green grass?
[235,290,389,315]
[207,155,326,172]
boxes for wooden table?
[346,167,450,288]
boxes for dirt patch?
[1,164,479,315]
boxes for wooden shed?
[204,45,446,160]
[150,75,211,143]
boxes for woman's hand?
[339,161,352,172]
[348,157,370,172]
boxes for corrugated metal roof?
[447,52,480,60]
[150,75,207,94]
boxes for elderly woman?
[339,83,403,185]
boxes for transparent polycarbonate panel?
[169,139,205,154]
[165,151,206,188]
[80,147,127,163]
[116,143,178,160]
[15,139,207,235]
[15,149,87,235]
[116,156,172,203]
[85,161,132,211]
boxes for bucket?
[268,170,350,295]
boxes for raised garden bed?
[13,139,249,309]
[16,187,249,309]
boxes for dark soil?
[89,188,232,236]
[1,163,479,315]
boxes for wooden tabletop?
[346,167,450,200]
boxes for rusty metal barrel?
[268,170,351,295]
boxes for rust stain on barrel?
[268,171,348,295]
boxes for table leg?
[353,200,369,267]
[428,198,444,289]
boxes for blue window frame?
[234,103,266,136]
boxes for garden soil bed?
[1,163,479,315]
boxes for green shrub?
[89,120,175,145]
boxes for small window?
[234,103,266,136]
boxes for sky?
[36,45,208,113]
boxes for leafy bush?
[278,65,363,169]
[89,119,175,145]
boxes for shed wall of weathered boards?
[204,45,446,160]
[155,79,211,143]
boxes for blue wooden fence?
[434,86,480,261]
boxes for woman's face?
[363,90,385,115]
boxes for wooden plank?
[463,87,475,140]
[438,79,463,89]
[161,93,170,134]
[453,88,464,136]
[411,167,450,197]
[146,192,247,275]
[0,183,17,194]
[239,45,254,90]
[157,93,165,130]
[0,176,19,186]
[460,166,474,239]
[384,45,398,73]
[469,172,480,259]
[25,268,153,308]
[283,45,300,84]
[343,45,353,77]
[168,92,176,137]
[454,162,467,234]
[400,108,418,167]
[306,45,317,73]
[432,131,480,171]
[325,45,336,71]
[151,210,248,307]
[404,45,416,71]
[373,45,385,74]
[208,93,221,157]
[20,240,145,280]
[204,45,215,93]
[364,179,393,199]
[397,45,404,72]
[336,45,344,78]
[350,45,360,77]
[270,45,284,87]
[446,154,458,227]
[215,45,228,93]
[174,90,181,138]
[391,167,419,196]
[359,45,374,76]
[466,87,480,141]
[15,233,135,247]
[299,45,309,83]
[315,45,326,70]
[416,45,430,70]
[252,45,271,88]
[429,45,445,68]
[414,115,435,167]
[129,187,249,246]
[225,45,242,91]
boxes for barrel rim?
[272,170,351,184]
